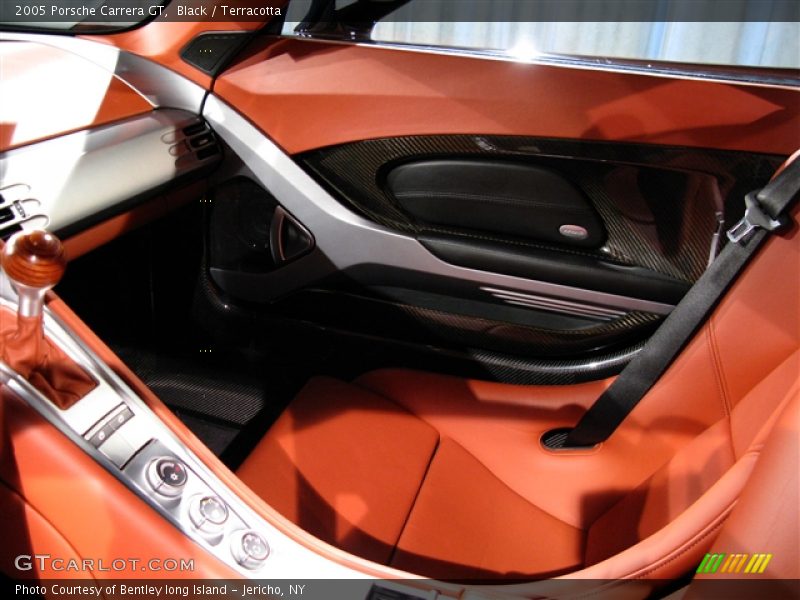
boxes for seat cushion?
[236,377,439,564]
[238,377,584,578]
[391,438,583,580]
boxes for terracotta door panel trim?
[215,38,800,156]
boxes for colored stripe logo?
[697,553,772,574]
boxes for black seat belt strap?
[560,155,800,449]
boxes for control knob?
[189,495,229,536]
[231,530,270,570]
[146,457,188,498]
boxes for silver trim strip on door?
[359,41,800,90]
[280,36,798,90]
[481,287,628,321]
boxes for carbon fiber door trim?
[299,135,783,284]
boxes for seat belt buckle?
[727,191,788,245]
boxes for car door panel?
[200,34,797,376]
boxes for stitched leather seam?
[705,319,737,461]
[704,322,736,458]
[707,317,733,419]
[632,508,731,580]
[354,386,587,535]
[628,448,763,583]
[386,435,441,565]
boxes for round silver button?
[231,530,270,570]
[189,495,229,535]
[146,457,188,497]
[199,496,228,524]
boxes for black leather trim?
[420,234,690,304]
[386,159,606,248]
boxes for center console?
[0,277,271,576]
[0,230,382,584]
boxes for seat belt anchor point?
[727,191,788,245]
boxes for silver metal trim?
[0,186,49,235]
[501,299,614,320]
[203,95,675,316]
[12,283,47,318]
[481,286,628,321]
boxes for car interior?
[0,2,798,599]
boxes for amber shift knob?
[1,230,66,317]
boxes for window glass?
[282,0,800,70]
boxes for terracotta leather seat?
[237,207,799,583]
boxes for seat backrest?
[583,206,799,570]
[689,392,799,587]
[585,349,798,566]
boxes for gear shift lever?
[2,229,66,317]
[1,230,96,409]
